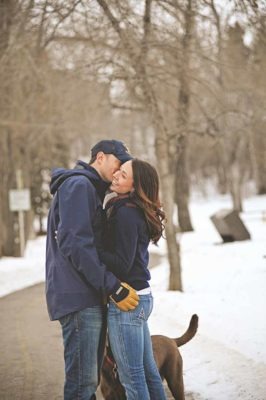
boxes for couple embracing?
[45,139,167,400]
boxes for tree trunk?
[155,138,183,291]
[149,90,182,291]
[214,140,228,194]
[229,163,243,212]
[228,135,247,213]
[0,0,14,257]
[0,0,13,55]
[254,130,266,195]
[0,134,5,257]
[175,135,193,232]
[0,0,25,257]
[2,132,22,257]
[175,0,193,232]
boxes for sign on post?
[9,188,31,257]
[9,189,31,211]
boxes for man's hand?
[110,282,139,311]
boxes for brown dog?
[100,314,199,400]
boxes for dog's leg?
[164,357,185,400]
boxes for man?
[46,140,139,400]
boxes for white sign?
[9,189,31,211]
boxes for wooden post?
[16,170,25,256]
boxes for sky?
[0,192,266,399]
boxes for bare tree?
[173,0,194,232]
[96,0,183,290]
[249,16,266,194]
[0,0,103,255]
[0,0,18,256]
[1,0,265,264]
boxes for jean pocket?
[129,301,150,324]
[136,305,147,321]
[136,296,153,321]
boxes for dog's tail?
[174,314,199,347]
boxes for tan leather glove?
[110,282,139,311]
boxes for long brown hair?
[131,159,166,244]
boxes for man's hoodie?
[45,161,120,321]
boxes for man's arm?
[56,176,138,310]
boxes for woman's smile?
[110,160,134,194]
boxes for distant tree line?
[0,0,265,291]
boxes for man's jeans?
[108,294,167,400]
[59,305,107,400]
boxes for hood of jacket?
[50,160,110,202]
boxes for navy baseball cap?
[91,140,133,163]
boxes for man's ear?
[96,151,105,163]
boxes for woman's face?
[110,160,134,194]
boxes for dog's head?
[100,346,126,400]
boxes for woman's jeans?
[59,305,107,400]
[108,294,167,400]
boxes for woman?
[100,158,167,400]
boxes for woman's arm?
[99,206,139,280]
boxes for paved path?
[0,251,181,400]
[0,283,180,400]
[0,284,66,400]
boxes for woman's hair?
[131,159,166,244]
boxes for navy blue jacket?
[100,196,151,290]
[45,161,120,321]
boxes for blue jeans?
[108,294,167,400]
[59,305,107,400]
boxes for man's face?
[100,154,121,182]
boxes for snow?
[0,236,45,297]
[1,193,266,399]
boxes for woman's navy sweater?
[100,196,151,291]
